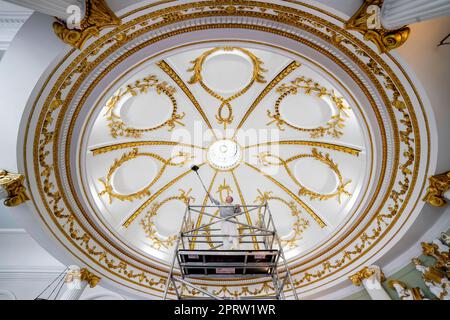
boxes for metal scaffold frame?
[163,202,299,300]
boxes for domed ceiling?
[85,46,369,261]
[18,1,435,299]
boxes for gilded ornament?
[267,76,350,138]
[256,148,352,203]
[141,189,193,250]
[105,74,185,138]
[98,148,193,203]
[345,0,410,54]
[254,190,309,249]
[0,170,30,207]
[187,47,267,127]
[388,280,426,300]
[53,0,121,50]
[80,267,101,288]
[422,171,450,207]
[349,266,385,286]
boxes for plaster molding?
[0,2,32,50]
[0,228,26,234]
[0,265,66,280]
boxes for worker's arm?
[209,194,220,205]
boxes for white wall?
[396,15,450,172]
[0,230,130,299]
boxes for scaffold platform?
[163,202,298,300]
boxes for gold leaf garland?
[187,46,267,127]
[105,74,185,138]
[97,148,193,203]
[257,148,352,203]
[267,76,350,138]
[255,190,310,249]
[140,189,193,250]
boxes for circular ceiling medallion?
[207,139,242,171]
[18,0,435,300]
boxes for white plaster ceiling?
[84,46,369,262]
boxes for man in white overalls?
[209,195,241,250]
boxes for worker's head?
[225,196,234,204]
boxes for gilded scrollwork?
[80,267,101,288]
[53,0,121,50]
[105,74,185,138]
[257,148,352,203]
[349,265,385,286]
[98,148,193,203]
[0,170,30,207]
[345,0,410,54]
[388,280,426,300]
[267,76,350,138]
[188,47,267,127]
[422,171,450,207]
[140,189,193,250]
[254,190,309,249]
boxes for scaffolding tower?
[163,202,299,300]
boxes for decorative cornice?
[345,0,410,54]
[80,268,101,288]
[349,266,386,286]
[422,171,450,207]
[0,170,30,207]
[53,0,121,50]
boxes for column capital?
[345,0,410,54]
[349,265,385,286]
[0,170,30,207]
[423,171,450,207]
[53,0,121,50]
[80,268,101,288]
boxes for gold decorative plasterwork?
[420,240,449,274]
[141,189,193,250]
[256,148,352,203]
[345,0,410,54]
[349,266,385,286]
[254,190,309,249]
[53,0,121,50]
[267,76,350,138]
[105,74,185,138]
[23,0,427,299]
[388,280,425,300]
[0,170,30,207]
[80,267,101,288]
[422,171,450,207]
[97,148,193,203]
[187,46,267,127]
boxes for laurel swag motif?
[267,76,350,138]
[105,74,185,138]
[187,47,267,127]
